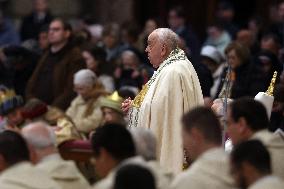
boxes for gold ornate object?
[132,85,149,108]
[107,91,123,102]
[266,71,277,96]
[0,89,16,104]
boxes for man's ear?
[161,43,168,57]
[190,127,203,142]
[27,144,38,164]
[64,30,71,39]
[237,117,250,135]
[0,154,7,172]
[95,147,108,163]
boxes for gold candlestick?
[265,71,277,96]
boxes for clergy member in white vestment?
[171,107,235,189]
[0,131,61,189]
[22,122,90,189]
[230,140,284,189]
[122,28,204,174]
[227,98,284,180]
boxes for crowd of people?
[0,0,284,188]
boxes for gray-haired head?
[153,28,179,52]
[130,128,157,161]
[22,121,56,149]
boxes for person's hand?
[204,97,213,107]
[121,97,132,114]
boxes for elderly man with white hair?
[122,28,204,174]
[22,121,90,189]
[131,128,173,189]
[66,69,107,135]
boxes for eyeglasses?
[49,27,63,32]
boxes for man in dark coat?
[26,19,85,110]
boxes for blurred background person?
[215,1,238,39]
[131,128,173,189]
[0,130,60,189]
[101,23,124,63]
[66,69,107,137]
[200,45,224,99]
[0,86,24,132]
[230,140,284,189]
[21,98,82,145]
[168,5,201,63]
[100,91,125,125]
[20,0,53,42]
[22,122,90,189]
[227,98,284,179]
[91,123,138,189]
[26,18,85,110]
[82,45,115,93]
[217,42,266,99]
[0,10,20,46]
[0,46,39,98]
[114,50,146,90]
[203,22,231,58]
[171,107,235,189]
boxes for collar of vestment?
[132,48,187,108]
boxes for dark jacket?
[217,62,267,99]
[26,43,85,110]
[20,11,53,41]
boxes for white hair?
[153,28,179,51]
[73,69,97,87]
[121,50,139,64]
[121,50,136,59]
[130,128,157,161]
[22,121,57,149]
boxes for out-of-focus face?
[39,31,49,50]
[103,35,117,49]
[48,20,70,45]
[82,51,98,72]
[102,107,122,124]
[227,108,244,145]
[279,2,284,20]
[207,26,222,40]
[258,57,272,75]
[145,19,157,35]
[261,38,278,53]
[145,32,164,68]
[34,0,48,13]
[236,30,254,48]
[248,20,258,35]
[168,10,183,30]
[227,49,241,69]
[217,9,234,22]
[74,84,93,100]
[6,108,24,127]
[122,53,137,70]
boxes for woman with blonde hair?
[66,69,108,136]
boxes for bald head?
[22,121,56,149]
